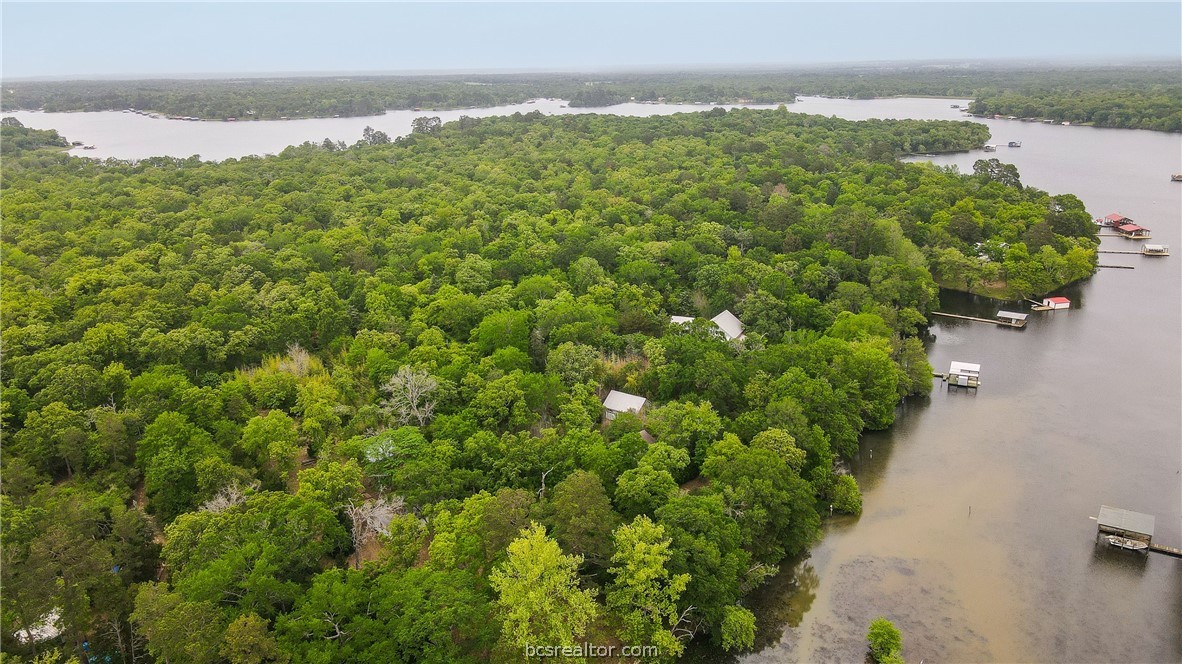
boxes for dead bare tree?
[199,484,248,513]
[381,366,439,427]
[671,605,700,642]
[345,496,406,568]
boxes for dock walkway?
[1149,543,1182,559]
[930,312,1025,328]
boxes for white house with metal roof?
[603,390,647,421]
[710,310,745,341]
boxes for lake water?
[10,97,1181,662]
[743,102,1182,663]
[6,99,784,162]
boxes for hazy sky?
[3,2,1180,79]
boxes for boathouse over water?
[1102,213,1133,226]
[1041,296,1071,310]
[947,361,981,387]
[1097,505,1155,543]
[1115,223,1152,239]
[995,311,1029,327]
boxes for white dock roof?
[603,390,647,413]
[1097,505,1155,537]
[996,310,1028,321]
[710,310,745,341]
[948,361,981,376]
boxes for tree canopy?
[0,105,1098,660]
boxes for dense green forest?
[967,87,1182,132]
[1,109,1095,662]
[3,64,1179,131]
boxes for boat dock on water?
[1098,244,1169,256]
[1094,506,1182,558]
[1027,296,1071,311]
[930,311,1028,328]
[936,361,981,388]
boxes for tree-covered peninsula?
[4,64,1178,131]
[0,109,1095,662]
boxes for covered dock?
[995,310,1029,328]
[1114,223,1152,239]
[1097,505,1154,543]
[945,361,981,388]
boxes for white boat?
[1105,535,1148,551]
[982,144,997,152]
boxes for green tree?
[131,583,226,664]
[832,474,863,515]
[240,410,300,474]
[614,465,679,519]
[489,523,599,655]
[221,613,289,664]
[720,605,756,652]
[867,616,904,663]
[607,516,691,660]
[541,470,620,568]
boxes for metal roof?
[1105,213,1131,221]
[996,310,1028,321]
[670,315,694,325]
[1097,505,1155,537]
[603,390,647,413]
[1045,296,1070,304]
[948,361,981,376]
[1118,224,1145,232]
[710,310,745,341]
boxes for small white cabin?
[603,390,647,421]
[948,361,981,388]
[710,310,745,341]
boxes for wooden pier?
[1148,543,1182,559]
[1097,264,1134,269]
[930,312,1025,328]
[1098,246,1169,256]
